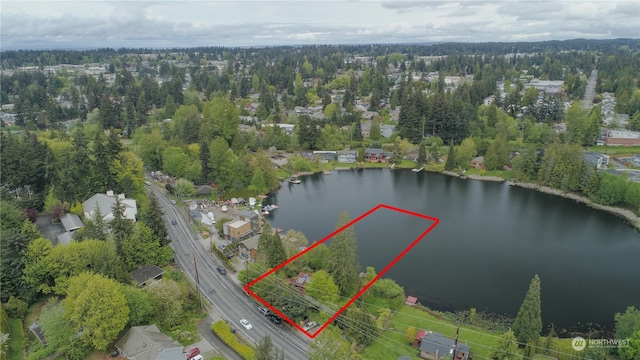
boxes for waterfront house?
[470,156,484,170]
[239,234,260,260]
[239,209,260,234]
[418,332,471,360]
[365,148,388,162]
[337,150,358,163]
[223,220,253,242]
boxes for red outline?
[244,204,439,338]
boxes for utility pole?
[245,260,249,284]
[452,323,460,360]
[193,253,203,310]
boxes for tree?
[305,270,339,304]
[344,305,377,346]
[389,137,403,165]
[619,330,640,360]
[615,306,640,341]
[64,272,129,351]
[307,326,350,360]
[417,141,426,165]
[164,94,176,118]
[484,121,510,171]
[121,222,173,271]
[492,328,520,360]
[140,192,169,246]
[405,326,417,344]
[175,178,195,199]
[297,115,321,149]
[256,223,287,268]
[120,285,155,326]
[304,242,330,271]
[255,335,284,360]
[565,101,590,145]
[110,197,134,256]
[201,96,240,144]
[39,298,83,357]
[445,142,456,171]
[146,279,184,328]
[455,138,477,169]
[162,146,189,178]
[369,119,381,140]
[327,212,361,296]
[512,274,542,345]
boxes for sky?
[1,0,639,50]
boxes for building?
[418,332,471,360]
[115,324,183,360]
[380,124,396,138]
[364,148,390,162]
[56,213,84,246]
[130,264,165,287]
[470,156,484,170]
[313,151,337,162]
[337,150,358,163]
[288,272,311,288]
[223,219,253,242]
[604,130,640,146]
[239,234,260,260]
[584,151,610,169]
[83,190,137,222]
[238,210,260,234]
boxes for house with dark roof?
[115,324,183,360]
[130,264,165,287]
[288,272,311,288]
[418,332,471,360]
[584,151,610,169]
[364,148,389,162]
[238,234,260,260]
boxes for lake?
[265,169,640,330]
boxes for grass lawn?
[588,145,640,156]
[465,167,514,180]
[8,318,24,360]
[361,305,501,360]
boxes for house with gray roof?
[418,331,470,360]
[115,324,183,360]
[60,213,83,232]
[130,264,165,287]
[83,190,137,222]
[584,151,610,169]
[380,124,396,138]
[239,234,260,260]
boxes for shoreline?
[442,170,640,231]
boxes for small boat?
[412,167,424,173]
[262,210,269,215]
[221,205,228,212]
[508,180,516,186]
[287,177,301,184]
[322,170,332,175]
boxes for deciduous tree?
[307,326,350,360]
[305,270,339,304]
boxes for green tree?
[512,274,542,345]
[629,111,640,131]
[111,151,146,199]
[344,305,377,346]
[208,137,237,192]
[619,330,640,360]
[615,306,640,341]
[64,272,129,351]
[417,141,426,165]
[445,142,456,171]
[162,146,189,178]
[256,224,287,268]
[39,298,83,357]
[485,122,510,170]
[389,137,403,165]
[305,270,339,304]
[255,335,284,360]
[369,119,381,140]
[405,326,417,344]
[164,94,176,118]
[121,222,173,271]
[565,101,590,145]
[304,242,330,271]
[492,328,520,360]
[455,137,477,169]
[120,285,155,326]
[136,129,166,170]
[110,197,134,256]
[140,191,169,246]
[146,279,184,328]
[307,326,350,360]
[327,212,361,296]
[201,96,240,144]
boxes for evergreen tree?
[512,274,542,345]
[389,138,402,165]
[353,121,363,141]
[543,325,556,355]
[77,205,108,241]
[164,94,176,118]
[110,197,134,257]
[417,141,426,165]
[445,142,456,171]
[141,192,169,246]
[327,212,361,296]
[255,335,284,360]
[344,305,377,346]
[256,223,287,268]
[492,328,520,360]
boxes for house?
[60,213,83,232]
[239,234,260,260]
[470,156,484,170]
[223,220,253,242]
[364,148,388,162]
[337,150,358,163]
[604,130,640,146]
[313,151,337,162]
[194,185,213,197]
[361,120,371,138]
[115,324,183,360]
[288,272,311,288]
[380,124,396,138]
[56,231,74,246]
[633,154,640,168]
[83,190,137,222]
[584,151,610,169]
[130,264,165,287]
[418,332,471,360]
[239,210,260,234]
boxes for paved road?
[581,69,598,110]
[149,186,311,359]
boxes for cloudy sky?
[1,0,639,50]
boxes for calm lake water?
[265,169,640,330]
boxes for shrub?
[5,296,27,318]
[211,320,255,360]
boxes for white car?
[240,319,252,330]
[302,321,317,331]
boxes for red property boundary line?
[244,203,440,339]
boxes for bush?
[5,296,27,318]
[211,320,255,359]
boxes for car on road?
[170,199,177,204]
[302,321,317,331]
[171,220,177,225]
[185,348,200,359]
[190,356,203,360]
[259,307,270,316]
[268,315,281,325]
[216,266,227,275]
[240,319,252,330]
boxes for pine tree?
[417,142,426,165]
[512,274,542,345]
[492,328,519,360]
[255,335,284,360]
[445,142,456,171]
[141,192,169,246]
[327,212,361,296]
[256,223,287,268]
[110,197,134,256]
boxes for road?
[581,69,598,110]
[148,185,311,359]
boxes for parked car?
[258,307,270,316]
[191,356,203,360]
[268,315,281,325]
[302,321,317,331]
[185,348,200,359]
[240,319,252,330]
[216,266,227,275]
[171,220,177,225]
[170,199,177,204]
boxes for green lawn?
[588,145,640,156]
[362,305,501,360]
[8,318,24,360]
